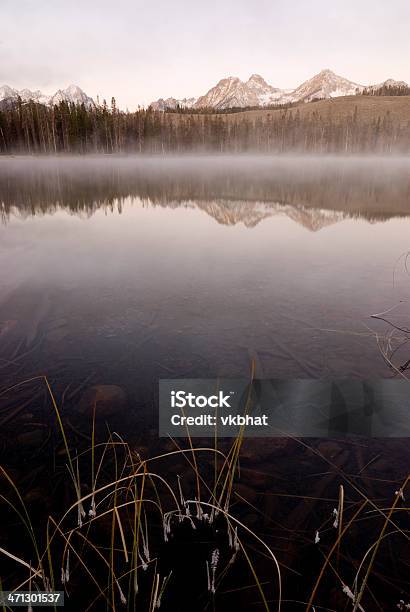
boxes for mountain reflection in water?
[1,155,410,227]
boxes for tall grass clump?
[0,375,408,611]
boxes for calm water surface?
[1,156,410,412]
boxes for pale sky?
[1,0,409,109]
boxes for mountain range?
[0,84,95,109]
[1,70,408,113]
[150,69,409,110]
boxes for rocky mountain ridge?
[0,84,95,108]
[150,70,409,110]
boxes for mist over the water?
[1,155,410,223]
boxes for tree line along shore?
[0,95,409,154]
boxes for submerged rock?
[78,385,127,418]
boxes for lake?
[1,155,409,610]
[1,156,410,394]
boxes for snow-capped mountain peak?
[0,85,51,105]
[246,73,285,104]
[382,78,408,87]
[246,73,280,93]
[286,69,363,102]
[0,85,17,99]
[364,78,409,94]
[247,73,268,83]
[150,96,197,111]
[0,84,94,108]
[19,88,51,104]
[318,68,334,77]
[195,76,257,109]
[50,85,94,107]
[193,74,288,109]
